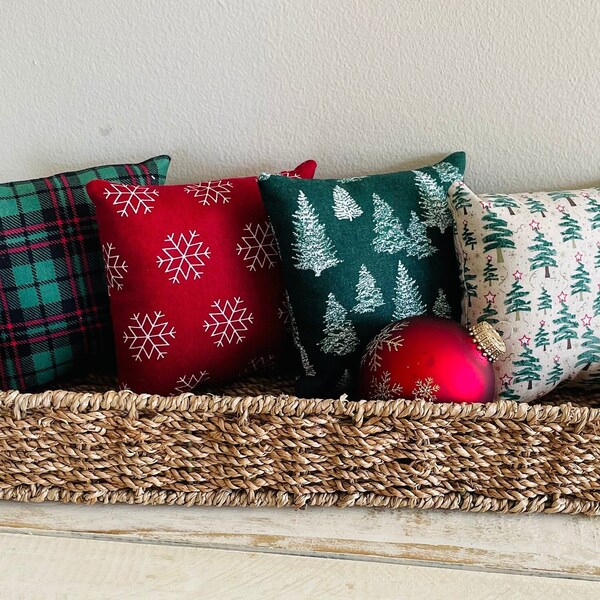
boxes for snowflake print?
[371,371,403,399]
[279,170,301,178]
[203,297,254,346]
[123,312,175,361]
[243,354,277,374]
[102,243,128,293]
[236,222,279,271]
[361,321,408,372]
[412,377,440,402]
[184,180,233,205]
[156,230,211,283]
[103,183,158,217]
[277,297,291,326]
[174,371,210,393]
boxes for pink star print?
[556,205,566,213]
[529,220,540,230]
[553,355,560,363]
[582,314,592,327]
[519,335,531,347]
[486,255,493,262]
[558,291,568,303]
[484,292,496,304]
[513,270,523,280]
[540,320,546,326]
[479,200,492,210]
[500,374,513,386]
[575,252,584,262]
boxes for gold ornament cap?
[468,322,506,362]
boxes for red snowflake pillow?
[86,160,317,394]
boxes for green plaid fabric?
[0,155,171,390]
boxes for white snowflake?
[371,371,403,399]
[174,371,210,393]
[361,321,408,371]
[337,176,367,183]
[243,354,277,374]
[277,297,291,326]
[412,377,440,402]
[279,170,301,178]
[123,311,175,361]
[102,243,128,293]
[236,222,278,271]
[184,180,233,205]
[156,230,211,283]
[103,183,158,217]
[203,297,254,347]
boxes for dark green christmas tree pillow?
[258,152,466,398]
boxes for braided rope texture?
[0,375,598,514]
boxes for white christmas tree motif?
[236,222,278,271]
[333,185,363,221]
[292,191,341,277]
[258,172,271,181]
[123,311,175,361]
[203,297,254,346]
[336,369,352,394]
[392,260,426,320]
[372,193,406,254]
[371,371,403,399]
[288,302,316,376]
[184,180,233,205]
[361,321,408,372]
[102,243,128,293]
[104,183,158,217]
[432,288,451,318]
[433,162,462,183]
[404,211,437,259]
[244,354,277,374]
[337,175,367,183]
[354,264,385,313]
[412,377,440,402]
[319,293,359,356]
[174,371,210,393]
[156,230,211,283]
[412,170,452,232]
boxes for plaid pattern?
[0,156,171,390]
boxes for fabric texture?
[87,160,317,395]
[258,153,466,398]
[0,155,171,391]
[449,182,600,402]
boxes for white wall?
[3,0,600,193]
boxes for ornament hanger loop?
[496,320,514,340]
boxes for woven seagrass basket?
[0,374,598,515]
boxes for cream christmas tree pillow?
[449,182,600,402]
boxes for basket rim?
[1,385,599,424]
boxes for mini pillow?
[258,153,466,398]
[87,160,317,395]
[0,155,171,391]
[449,182,600,402]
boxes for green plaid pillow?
[0,155,171,390]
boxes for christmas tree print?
[553,297,579,350]
[392,260,426,320]
[595,285,600,318]
[538,287,552,314]
[478,301,499,325]
[534,320,549,351]
[450,181,472,215]
[412,170,452,232]
[333,185,363,221]
[525,196,546,218]
[292,191,341,277]
[336,369,352,394]
[527,229,556,278]
[372,193,406,254]
[558,212,583,246]
[482,209,515,263]
[513,344,541,390]
[548,190,577,207]
[461,220,476,250]
[587,197,600,230]
[404,211,436,259]
[461,259,477,307]
[483,255,499,287]
[571,257,591,300]
[432,288,451,318]
[353,264,385,314]
[576,326,600,370]
[319,293,359,356]
[499,386,520,401]
[433,161,462,183]
[504,272,531,321]
[546,357,563,387]
[486,194,519,216]
[596,242,600,268]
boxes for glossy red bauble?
[359,315,497,403]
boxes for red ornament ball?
[359,315,500,403]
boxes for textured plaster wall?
[2,0,600,193]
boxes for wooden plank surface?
[0,501,599,579]
[0,531,599,600]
